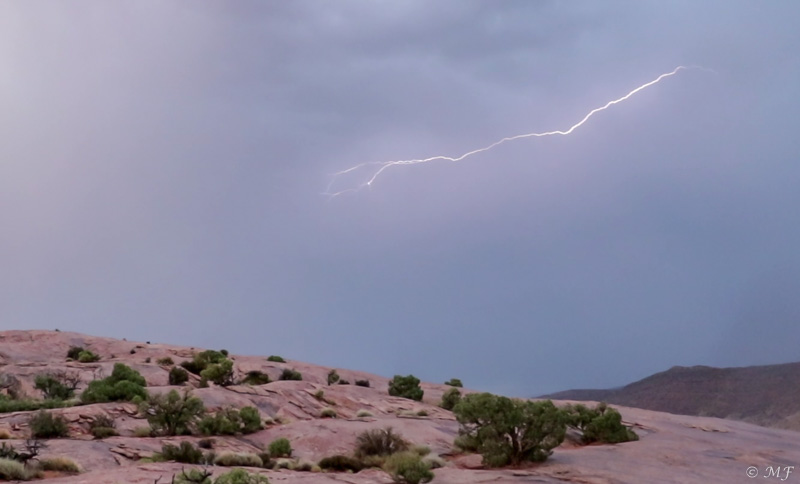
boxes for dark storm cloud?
[2,1,799,396]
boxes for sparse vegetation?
[0,396,72,414]
[356,409,374,418]
[181,350,228,375]
[80,363,147,403]
[453,393,566,467]
[89,414,117,439]
[355,427,409,457]
[200,359,235,386]
[38,456,81,473]
[134,426,153,437]
[78,350,101,363]
[214,468,270,484]
[383,451,434,484]
[564,402,638,444]
[268,437,292,458]
[444,378,463,388]
[439,387,462,411]
[327,369,340,385]
[198,406,262,436]
[66,346,85,360]
[169,366,190,385]
[0,458,32,480]
[242,370,271,385]
[173,468,213,484]
[29,410,69,438]
[266,355,285,363]
[157,356,175,366]
[141,389,205,436]
[355,379,371,388]
[279,368,302,381]
[320,407,337,418]
[389,375,424,401]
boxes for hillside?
[541,362,800,430]
[0,330,799,483]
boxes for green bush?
[34,372,80,400]
[78,350,101,363]
[388,375,424,401]
[214,452,263,467]
[181,350,227,375]
[173,468,212,484]
[161,441,204,464]
[318,454,364,472]
[0,397,72,413]
[157,357,175,366]
[91,426,117,439]
[242,371,271,385]
[439,388,462,411]
[198,406,262,436]
[355,427,409,457]
[279,369,302,381]
[383,451,434,484]
[80,363,147,404]
[66,346,84,360]
[327,370,340,385]
[200,359,235,386]
[453,394,566,467]
[564,403,638,444]
[355,380,371,388]
[38,456,81,473]
[214,468,270,484]
[266,355,285,363]
[268,437,292,458]
[169,367,190,386]
[141,389,205,436]
[444,378,463,388]
[29,410,69,438]
[0,457,30,480]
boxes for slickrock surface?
[2,330,799,483]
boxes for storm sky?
[2,1,799,396]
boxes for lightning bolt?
[325,65,711,198]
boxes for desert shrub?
[0,458,29,480]
[214,452,263,467]
[141,389,205,436]
[411,445,431,457]
[215,468,270,484]
[356,409,374,418]
[174,468,212,484]
[38,456,80,473]
[242,371,271,385]
[34,371,81,400]
[157,357,175,366]
[29,410,69,438]
[355,379,371,388]
[320,408,337,418]
[89,414,117,439]
[293,460,314,472]
[0,442,18,460]
[279,369,302,381]
[200,359,235,386]
[181,350,227,375]
[318,454,364,472]
[66,346,84,360]
[355,427,409,457]
[78,350,101,363]
[145,357,152,363]
[198,438,215,449]
[338,380,350,385]
[416,410,428,417]
[130,349,136,354]
[444,378,463,388]
[134,426,153,437]
[383,451,434,484]
[80,363,147,403]
[220,349,229,356]
[388,375,423,401]
[439,388,462,411]
[422,455,445,469]
[240,406,262,434]
[453,394,566,467]
[564,403,638,444]
[266,355,285,363]
[0,397,72,413]
[0,430,10,440]
[327,369,340,385]
[169,367,190,386]
[161,441,204,464]
[268,437,292,457]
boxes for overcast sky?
[2,1,799,396]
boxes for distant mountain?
[540,362,800,431]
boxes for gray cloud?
[2,1,799,395]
